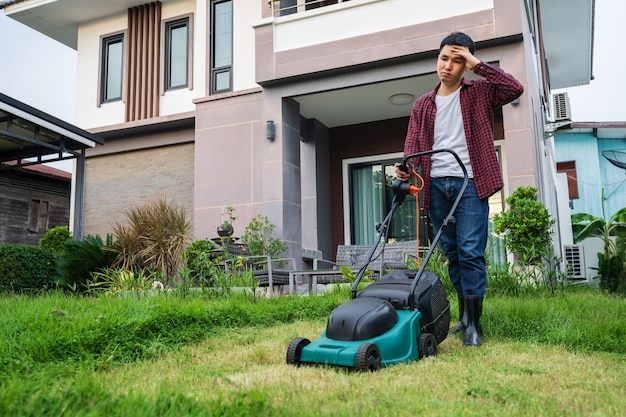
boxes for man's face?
[437,44,467,87]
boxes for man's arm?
[473,62,524,106]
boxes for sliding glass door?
[349,160,422,245]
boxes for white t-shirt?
[431,87,473,178]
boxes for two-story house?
[1,0,595,270]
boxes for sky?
[0,1,624,171]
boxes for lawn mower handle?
[404,148,468,311]
[350,148,468,311]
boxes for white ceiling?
[294,73,440,128]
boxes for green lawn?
[1,287,624,416]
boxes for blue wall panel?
[555,132,626,218]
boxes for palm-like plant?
[571,189,626,291]
[56,234,116,291]
[571,191,626,260]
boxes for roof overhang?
[539,0,595,89]
[0,0,143,49]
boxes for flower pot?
[217,223,234,237]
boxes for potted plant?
[493,186,555,266]
[571,189,626,292]
[217,205,237,241]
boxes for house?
[0,92,104,244]
[0,0,595,271]
[554,121,626,281]
[0,160,71,246]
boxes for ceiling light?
[389,93,415,105]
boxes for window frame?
[342,152,410,245]
[28,199,49,233]
[210,0,233,95]
[163,15,193,92]
[99,32,125,105]
[556,160,580,200]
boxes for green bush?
[241,214,287,258]
[57,234,117,292]
[0,244,58,292]
[493,186,555,265]
[183,239,220,285]
[38,226,72,256]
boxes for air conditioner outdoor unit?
[564,244,585,280]
[552,92,572,122]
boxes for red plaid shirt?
[404,62,524,209]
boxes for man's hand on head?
[450,46,480,71]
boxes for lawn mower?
[286,149,468,371]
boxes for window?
[210,0,233,94]
[100,33,124,103]
[348,158,422,245]
[164,17,191,91]
[557,161,579,199]
[28,199,49,232]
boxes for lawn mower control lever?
[391,179,420,204]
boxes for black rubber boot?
[448,295,467,335]
[463,296,483,346]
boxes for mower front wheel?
[286,337,311,366]
[354,343,382,372]
[418,333,437,358]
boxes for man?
[395,32,524,346]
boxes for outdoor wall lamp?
[266,120,275,141]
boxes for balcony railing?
[269,0,351,17]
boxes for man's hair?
[440,32,475,55]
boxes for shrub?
[183,239,220,285]
[493,186,555,265]
[0,244,58,292]
[39,226,72,256]
[110,194,192,285]
[241,215,287,258]
[56,234,117,292]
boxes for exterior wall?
[256,0,517,84]
[193,89,266,241]
[555,132,626,217]
[75,0,261,129]
[83,141,194,238]
[193,89,304,264]
[75,0,204,128]
[0,169,71,246]
[555,131,626,281]
[232,0,262,92]
[270,0,494,52]
[301,118,331,261]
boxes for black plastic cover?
[325,297,399,341]
[357,270,450,344]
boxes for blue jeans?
[429,177,489,298]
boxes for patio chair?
[224,242,296,296]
